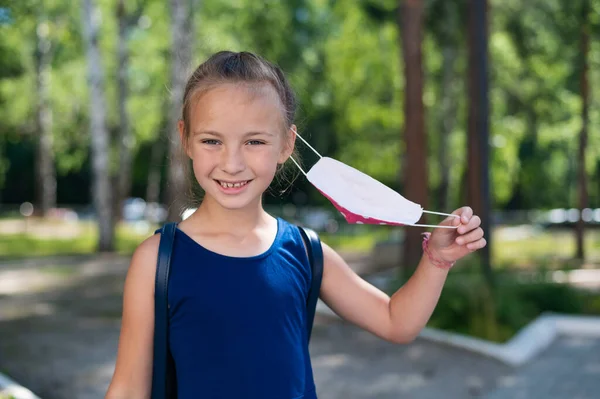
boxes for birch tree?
[81,0,114,251]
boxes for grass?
[0,218,392,259]
[320,229,391,253]
[492,227,600,269]
[1,218,599,268]
[39,265,79,276]
[0,219,155,259]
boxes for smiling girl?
[105,51,486,399]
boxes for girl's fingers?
[458,215,481,234]
[459,206,473,224]
[456,227,484,245]
[466,237,487,251]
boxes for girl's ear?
[178,120,191,157]
[278,124,297,164]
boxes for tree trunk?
[34,11,56,217]
[438,46,457,211]
[435,1,460,212]
[467,0,494,286]
[398,0,428,273]
[82,0,115,251]
[575,0,590,260]
[166,0,194,222]
[114,0,135,221]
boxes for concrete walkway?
[483,336,600,399]
[0,254,598,398]
[311,319,510,399]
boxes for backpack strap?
[152,222,178,399]
[298,226,324,343]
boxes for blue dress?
[167,217,318,398]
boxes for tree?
[467,0,493,286]
[165,0,194,221]
[81,0,114,251]
[575,0,590,260]
[398,0,428,271]
[115,0,148,220]
[427,0,466,212]
[34,4,56,216]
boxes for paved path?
[0,254,598,398]
[483,336,600,399]
[311,320,510,399]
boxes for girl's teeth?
[220,181,247,188]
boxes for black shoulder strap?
[298,226,324,343]
[152,222,177,399]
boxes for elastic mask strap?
[423,210,460,218]
[293,129,322,159]
[409,223,458,229]
[289,129,322,177]
[410,211,460,229]
[289,156,307,176]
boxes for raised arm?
[105,234,160,399]
[319,207,485,344]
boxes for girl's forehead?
[189,83,285,133]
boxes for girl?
[105,51,486,399]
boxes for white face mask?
[290,132,458,229]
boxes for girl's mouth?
[214,179,252,194]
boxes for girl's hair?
[181,51,297,137]
[179,51,302,205]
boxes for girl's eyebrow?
[193,130,223,137]
[193,130,274,137]
[245,131,274,137]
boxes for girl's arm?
[105,235,160,399]
[318,206,485,344]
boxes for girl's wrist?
[421,232,455,270]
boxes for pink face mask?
[290,133,458,229]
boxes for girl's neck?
[190,195,272,234]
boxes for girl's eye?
[247,140,265,146]
[201,139,220,145]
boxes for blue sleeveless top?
[167,217,318,399]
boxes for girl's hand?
[427,206,486,264]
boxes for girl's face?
[181,83,295,211]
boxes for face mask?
[290,132,458,229]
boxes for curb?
[316,300,600,367]
[419,313,600,366]
[0,372,40,399]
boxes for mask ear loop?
[289,129,321,177]
[410,211,460,229]
[289,156,307,176]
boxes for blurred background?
[0,0,600,398]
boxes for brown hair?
[181,51,297,139]
[180,51,301,202]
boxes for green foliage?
[425,274,598,343]
[0,0,600,209]
[324,0,402,183]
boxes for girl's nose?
[220,147,246,175]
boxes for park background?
[1,0,600,398]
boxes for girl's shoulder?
[133,233,161,266]
[125,233,161,295]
